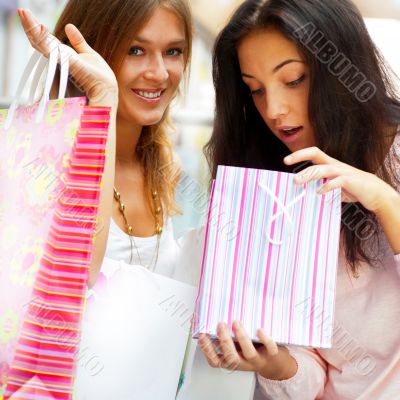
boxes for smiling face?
[238,28,316,153]
[116,6,186,128]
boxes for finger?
[316,176,356,202]
[65,24,96,54]
[294,165,345,185]
[257,329,279,356]
[284,147,335,166]
[218,322,241,370]
[198,334,221,368]
[19,9,59,56]
[233,321,260,366]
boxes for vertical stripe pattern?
[193,166,341,348]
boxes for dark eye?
[165,48,183,56]
[251,88,264,96]
[287,74,306,87]
[128,47,144,56]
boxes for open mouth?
[278,126,303,142]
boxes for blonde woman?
[18,0,193,398]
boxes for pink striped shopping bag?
[193,166,341,348]
[0,48,110,399]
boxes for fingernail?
[284,156,293,164]
[233,320,242,329]
[218,322,228,332]
[294,174,304,183]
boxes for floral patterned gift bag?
[0,45,110,399]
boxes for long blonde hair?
[54,0,193,215]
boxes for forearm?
[375,185,400,255]
[88,94,118,287]
[257,348,326,400]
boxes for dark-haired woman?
[199,0,400,398]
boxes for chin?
[132,111,166,127]
[140,116,165,126]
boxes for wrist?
[374,184,400,217]
[258,347,298,381]
[88,84,119,108]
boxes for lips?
[277,126,303,143]
[131,88,166,102]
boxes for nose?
[143,54,169,83]
[265,90,289,120]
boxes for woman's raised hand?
[284,146,396,213]
[284,146,400,253]
[18,8,118,106]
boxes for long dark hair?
[205,0,400,273]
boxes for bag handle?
[258,180,306,246]
[4,43,70,129]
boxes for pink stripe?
[218,168,238,328]
[270,174,289,335]
[308,185,326,345]
[206,168,228,332]
[253,171,271,332]
[288,183,306,343]
[261,171,281,329]
[227,168,249,328]
[240,169,260,323]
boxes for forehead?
[237,28,303,72]
[134,6,185,42]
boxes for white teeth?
[283,127,299,133]
[137,90,162,99]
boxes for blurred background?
[1,0,399,234]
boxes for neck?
[116,117,143,166]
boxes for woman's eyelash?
[250,75,306,95]
[128,47,184,56]
[251,88,264,96]
[166,48,183,56]
[287,74,306,87]
[128,46,144,56]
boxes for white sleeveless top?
[104,216,178,278]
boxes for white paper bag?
[73,258,196,400]
[174,228,256,400]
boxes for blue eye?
[128,47,144,56]
[287,74,306,87]
[166,48,183,56]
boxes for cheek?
[253,97,268,120]
[167,62,185,87]
[116,60,144,85]
[294,87,310,118]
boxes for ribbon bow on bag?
[258,180,306,245]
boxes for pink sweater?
[258,133,400,400]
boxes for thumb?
[65,23,94,54]
[257,329,279,356]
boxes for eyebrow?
[241,59,304,79]
[133,36,186,46]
